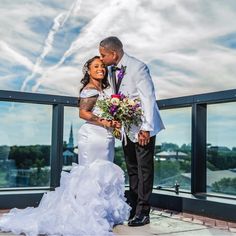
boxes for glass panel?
[115,140,128,185]
[207,102,236,197]
[62,107,80,171]
[154,107,192,192]
[0,102,52,188]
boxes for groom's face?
[99,46,117,66]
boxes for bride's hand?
[101,119,121,129]
[111,120,121,129]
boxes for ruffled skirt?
[0,160,131,236]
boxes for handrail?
[1,88,235,108]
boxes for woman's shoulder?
[80,87,100,98]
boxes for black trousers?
[123,135,156,216]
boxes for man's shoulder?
[125,53,146,68]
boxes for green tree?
[154,160,180,183]
[180,144,191,153]
[29,169,50,186]
[212,177,236,195]
[161,142,179,151]
[179,160,191,172]
[207,149,236,170]
[9,145,50,169]
[114,146,127,171]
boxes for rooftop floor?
[114,208,236,236]
[0,208,236,235]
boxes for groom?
[99,36,164,226]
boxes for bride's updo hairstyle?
[80,56,109,92]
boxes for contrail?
[0,40,34,70]
[54,0,126,68]
[32,0,133,92]
[21,0,82,91]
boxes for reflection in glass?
[154,107,192,192]
[62,106,81,171]
[114,140,128,185]
[0,102,52,188]
[207,102,236,197]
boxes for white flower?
[111,97,120,106]
[127,99,135,106]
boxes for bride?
[0,56,130,236]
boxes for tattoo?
[90,114,99,122]
[79,96,98,111]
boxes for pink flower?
[111,94,121,99]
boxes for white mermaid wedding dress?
[0,89,130,236]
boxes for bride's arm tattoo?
[79,96,99,121]
[79,96,98,111]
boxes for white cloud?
[0,40,34,70]
[0,103,52,145]
[156,107,192,147]
[0,75,17,91]
[0,1,58,57]
[21,0,82,91]
[0,0,236,97]
[33,66,82,96]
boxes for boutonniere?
[117,65,126,82]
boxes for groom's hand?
[138,130,150,146]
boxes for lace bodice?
[79,88,106,117]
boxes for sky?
[0,0,236,147]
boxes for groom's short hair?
[100,36,123,52]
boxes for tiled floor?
[0,209,236,235]
[114,208,236,236]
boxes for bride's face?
[89,58,106,80]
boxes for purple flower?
[117,65,126,81]
[109,105,118,116]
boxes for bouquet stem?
[112,128,121,140]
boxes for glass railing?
[154,107,192,192]
[207,102,236,197]
[114,141,129,185]
[0,101,52,188]
[62,107,81,171]
[0,89,235,201]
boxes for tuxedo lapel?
[116,53,128,93]
[116,74,122,93]
[108,66,116,94]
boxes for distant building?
[208,146,231,152]
[67,124,74,150]
[156,168,236,192]
[63,150,76,166]
[181,169,236,192]
[155,150,188,161]
[63,124,78,166]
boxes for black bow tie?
[111,65,121,71]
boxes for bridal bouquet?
[95,93,143,139]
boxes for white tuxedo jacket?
[108,52,165,142]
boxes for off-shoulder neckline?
[83,85,102,92]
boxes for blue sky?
[0,0,236,148]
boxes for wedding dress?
[0,89,130,236]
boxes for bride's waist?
[81,122,113,134]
